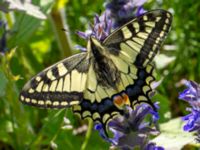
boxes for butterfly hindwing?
[19,53,89,108]
[73,63,123,125]
[104,9,173,67]
[73,63,155,127]
[125,64,155,108]
[109,53,156,108]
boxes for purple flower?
[77,0,147,44]
[179,80,200,109]
[74,45,87,52]
[95,103,163,150]
[145,142,164,150]
[105,0,147,28]
[182,110,200,132]
[179,80,200,141]
[77,12,112,42]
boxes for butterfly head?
[87,36,107,56]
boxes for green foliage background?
[0,0,200,149]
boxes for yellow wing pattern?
[104,9,172,67]
[73,61,155,126]
[20,53,89,108]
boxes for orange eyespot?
[113,95,124,108]
[122,93,130,106]
[113,93,130,109]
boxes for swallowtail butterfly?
[19,10,172,129]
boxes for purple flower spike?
[145,142,165,150]
[182,109,200,132]
[77,12,112,42]
[96,103,162,150]
[77,0,148,51]
[76,30,92,40]
[136,6,147,16]
[105,0,147,28]
[179,80,200,111]
[179,80,200,142]
[179,80,200,106]
[94,124,114,144]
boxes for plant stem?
[81,119,93,150]
[49,4,72,58]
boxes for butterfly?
[19,9,172,129]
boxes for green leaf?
[29,109,67,149]
[0,0,46,19]
[8,0,54,47]
[0,68,8,97]
[152,118,200,149]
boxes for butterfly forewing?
[19,53,89,108]
[104,9,172,67]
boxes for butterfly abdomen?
[90,38,121,89]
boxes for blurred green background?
[0,0,200,149]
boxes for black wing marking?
[72,63,155,131]
[19,53,89,108]
[103,9,173,67]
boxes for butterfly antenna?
[61,28,68,32]
[62,28,77,38]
